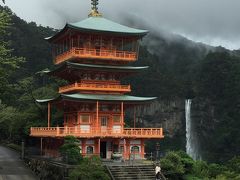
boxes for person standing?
[155,164,161,180]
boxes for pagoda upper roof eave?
[47,61,149,75]
[46,17,149,43]
[35,93,157,104]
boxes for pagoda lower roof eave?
[48,62,149,75]
[35,93,157,104]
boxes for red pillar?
[96,101,99,131]
[98,138,101,156]
[121,102,124,132]
[82,139,86,156]
[141,139,145,159]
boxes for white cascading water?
[185,99,199,160]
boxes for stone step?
[108,165,156,180]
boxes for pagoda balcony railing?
[59,82,131,93]
[55,47,137,64]
[30,127,164,139]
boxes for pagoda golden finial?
[88,0,102,17]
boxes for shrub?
[69,156,110,180]
[160,151,185,179]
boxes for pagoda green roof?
[36,93,156,104]
[68,17,148,35]
[47,17,148,41]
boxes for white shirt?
[155,166,161,174]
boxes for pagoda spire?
[88,0,102,17]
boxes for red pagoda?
[30,0,164,160]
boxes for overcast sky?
[1,0,240,50]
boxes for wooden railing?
[30,127,164,139]
[55,48,137,64]
[59,82,131,93]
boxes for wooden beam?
[123,138,126,160]
[48,102,51,128]
[121,102,124,132]
[98,138,101,155]
[40,138,43,156]
[96,101,99,129]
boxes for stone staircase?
[107,165,156,180]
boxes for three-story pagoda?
[30,0,164,160]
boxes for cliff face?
[191,98,217,160]
[133,97,216,160]
[134,99,186,138]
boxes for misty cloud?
[1,0,240,49]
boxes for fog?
[1,0,240,49]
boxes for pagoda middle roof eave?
[46,17,149,42]
[48,62,149,75]
[36,93,157,104]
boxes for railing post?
[64,125,68,135]
[56,126,59,136]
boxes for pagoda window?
[65,113,78,125]
[80,105,90,111]
[93,36,101,47]
[100,105,108,112]
[102,37,110,49]
[113,115,121,123]
[79,36,86,48]
[82,73,91,80]
[113,105,120,112]
[108,74,116,81]
[131,146,140,153]
[112,38,122,51]
[101,117,108,126]
[95,74,100,80]
[123,39,134,52]
[80,115,90,123]
[72,36,78,47]
[63,40,69,52]
[86,146,94,154]
[98,74,106,80]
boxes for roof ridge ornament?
[88,0,103,17]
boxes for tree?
[0,8,24,102]
[59,136,82,165]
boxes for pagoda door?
[100,116,108,133]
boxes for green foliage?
[191,160,210,178]
[160,151,186,179]
[0,6,58,143]
[0,7,25,101]
[195,52,240,162]
[0,104,25,140]
[226,156,240,174]
[160,151,240,180]
[69,156,110,180]
[59,136,82,165]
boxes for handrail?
[106,165,115,180]
[59,82,131,93]
[55,47,137,64]
[30,127,164,138]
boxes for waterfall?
[185,99,200,160]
